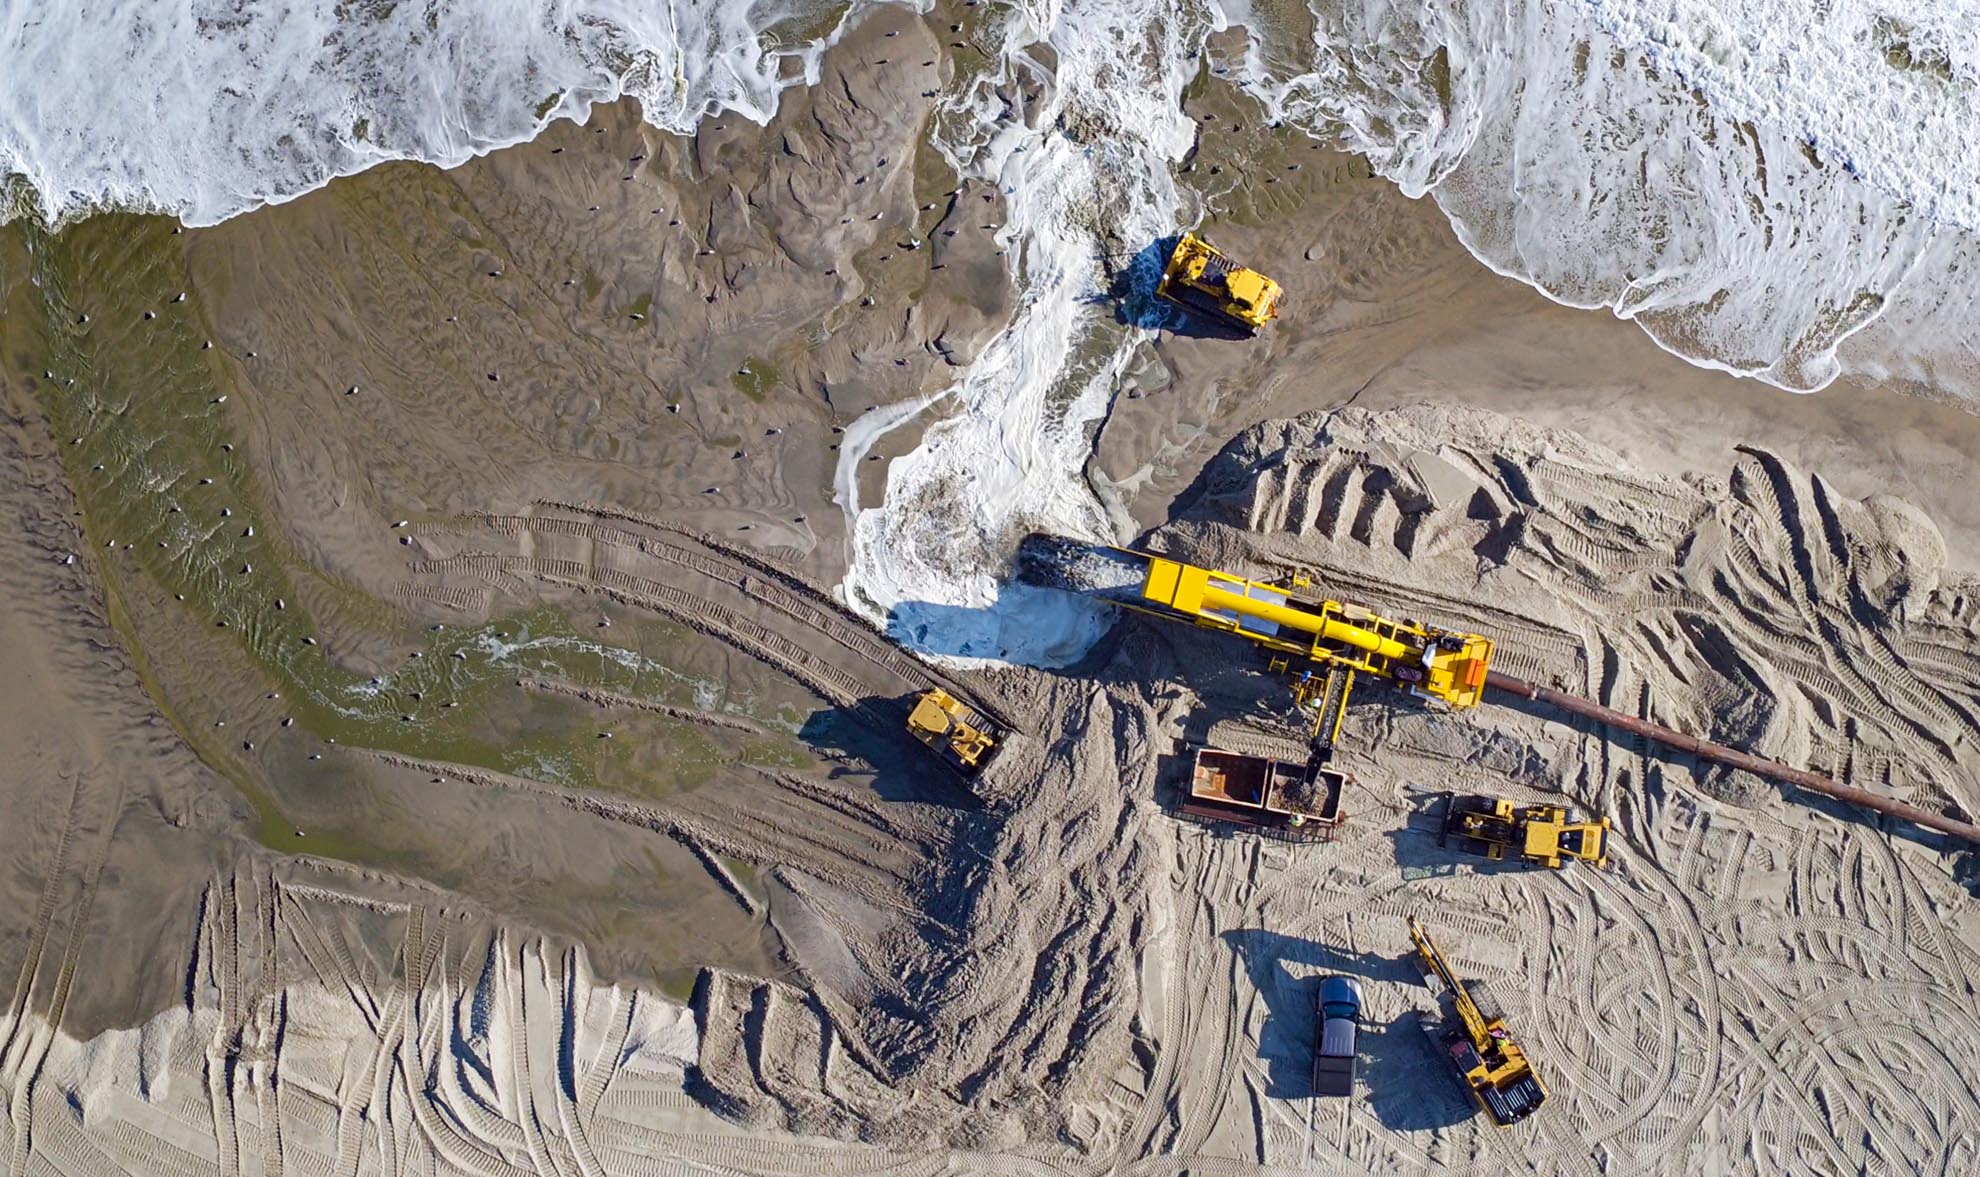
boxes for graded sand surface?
[2,4,1979,1175]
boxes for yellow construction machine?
[1015,536,1494,749]
[906,688,1000,778]
[1157,231,1282,333]
[1441,794,1611,869]
[1408,916,1547,1126]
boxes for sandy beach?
[1,3,1978,1174]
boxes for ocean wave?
[11,0,1977,672]
[0,0,870,227]
[1225,0,1980,396]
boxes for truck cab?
[1312,975,1363,1097]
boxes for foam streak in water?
[837,0,1213,667]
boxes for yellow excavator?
[1442,795,1611,869]
[1409,916,1547,1126]
[1015,536,1494,748]
[1157,232,1282,333]
[906,688,1000,777]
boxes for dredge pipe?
[1196,582,1412,663]
[1484,671,1980,847]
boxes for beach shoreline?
[1,2,1977,1170]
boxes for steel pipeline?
[1484,671,1980,847]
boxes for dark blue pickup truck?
[1313,975,1363,1097]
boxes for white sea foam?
[0,0,871,227]
[1223,0,1980,394]
[834,0,1211,666]
[11,0,1980,672]
[844,0,1980,668]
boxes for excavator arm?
[1409,917,1492,1048]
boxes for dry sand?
[1,3,1979,1174]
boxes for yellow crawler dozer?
[1440,794,1610,869]
[906,688,1000,777]
[1157,231,1282,333]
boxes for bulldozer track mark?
[204,873,243,1177]
[278,893,379,1033]
[363,749,919,918]
[577,992,634,1119]
[1724,962,1919,1172]
[417,964,530,1163]
[1542,893,1630,1123]
[1198,721,1307,765]
[23,1109,128,1177]
[1120,846,1220,1161]
[4,761,119,1177]
[1,773,84,1066]
[744,767,943,846]
[1711,827,1752,904]
[594,1117,943,1176]
[254,996,287,1177]
[674,832,764,917]
[1670,807,1706,894]
[496,935,562,1177]
[531,569,874,707]
[460,513,869,657]
[1168,838,1294,1164]
[544,946,608,1177]
[436,505,1026,728]
[1731,454,1965,763]
[394,581,489,613]
[97,1118,213,1177]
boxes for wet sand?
[0,1,1977,1172]
[1093,81,1980,567]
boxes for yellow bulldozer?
[1409,916,1547,1126]
[1440,794,1611,869]
[1157,231,1282,333]
[906,688,1000,778]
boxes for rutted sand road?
[8,404,1980,1175]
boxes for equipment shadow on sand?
[797,694,983,810]
[1220,928,1473,1128]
